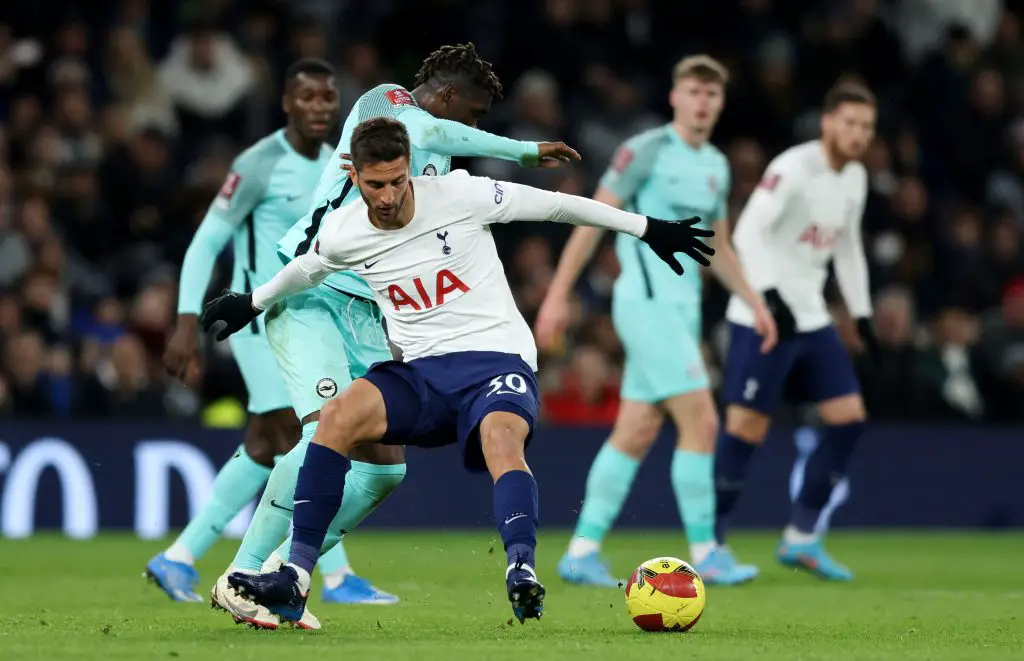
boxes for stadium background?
[0,0,1021,536]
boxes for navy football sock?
[714,432,758,544]
[790,422,864,534]
[494,470,539,569]
[288,443,350,576]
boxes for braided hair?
[414,43,503,100]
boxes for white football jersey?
[727,140,872,332]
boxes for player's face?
[823,102,876,161]
[439,86,492,128]
[670,77,725,134]
[353,157,412,225]
[285,73,340,141]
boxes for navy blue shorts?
[722,323,860,414]
[362,351,540,472]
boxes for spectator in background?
[73,333,165,418]
[104,25,177,137]
[977,277,1024,421]
[543,344,620,425]
[2,330,54,417]
[918,307,987,421]
[158,22,254,148]
[858,286,929,420]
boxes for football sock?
[790,422,864,535]
[494,470,539,569]
[172,444,270,563]
[713,432,758,544]
[790,427,852,535]
[232,423,317,572]
[570,443,640,553]
[671,449,716,564]
[289,442,349,575]
[275,460,407,580]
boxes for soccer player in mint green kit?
[535,55,776,586]
[148,59,394,606]
[210,43,579,629]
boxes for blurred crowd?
[1,0,1023,424]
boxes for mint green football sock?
[276,460,407,579]
[172,444,270,562]
[671,449,716,548]
[571,443,641,546]
[231,423,316,571]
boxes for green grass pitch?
[2,531,1021,660]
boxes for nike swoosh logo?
[286,194,303,201]
[503,514,527,525]
[493,390,523,396]
[294,499,311,505]
[270,499,294,512]
[364,261,379,269]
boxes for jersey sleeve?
[833,169,872,318]
[731,155,799,291]
[358,84,539,164]
[597,133,660,203]
[176,151,271,315]
[458,172,646,235]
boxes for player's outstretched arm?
[201,252,337,341]
[535,187,622,350]
[400,106,579,167]
[480,178,715,274]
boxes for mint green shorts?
[265,286,392,420]
[612,297,708,403]
[228,315,292,414]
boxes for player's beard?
[363,188,410,229]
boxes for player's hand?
[526,142,582,169]
[163,316,201,381]
[535,292,571,352]
[640,217,715,275]
[763,289,796,341]
[339,153,354,175]
[752,299,779,354]
[201,290,261,341]
[856,317,881,364]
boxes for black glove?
[763,288,797,341]
[201,290,261,341]
[640,216,716,275]
[856,317,881,364]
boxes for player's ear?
[437,83,457,107]
[281,92,291,116]
[348,167,358,186]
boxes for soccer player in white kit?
[714,82,880,581]
[199,116,717,626]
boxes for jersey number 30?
[487,374,529,397]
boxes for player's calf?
[713,405,770,545]
[480,411,545,622]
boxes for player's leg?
[146,331,292,603]
[714,323,798,549]
[227,293,402,601]
[790,426,851,534]
[559,401,661,586]
[229,360,430,624]
[777,327,865,581]
[559,296,664,587]
[462,358,544,623]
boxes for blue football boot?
[228,565,309,623]
[557,552,621,588]
[145,553,203,602]
[776,538,853,581]
[694,547,759,586]
[322,574,399,605]
[506,563,545,624]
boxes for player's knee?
[479,411,530,466]
[609,404,662,457]
[818,394,867,426]
[680,405,719,452]
[724,405,770,444]
[318,382,387,452]
[243,417,279,467]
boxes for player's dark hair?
[351,117,411,170]
[414,42,503,100]
[823,81,876,113]
[285,58,336,88]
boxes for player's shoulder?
[765,140,822,178]
[621,124,673,154]
[414,168,478,196]
[701,142,730,171]
[231,130,288,178]
[357,82,418,116]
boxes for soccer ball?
[624,557,706,632]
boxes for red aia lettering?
[798,225,841,251]
[388,269,470,311]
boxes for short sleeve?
[597,132,662,203]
